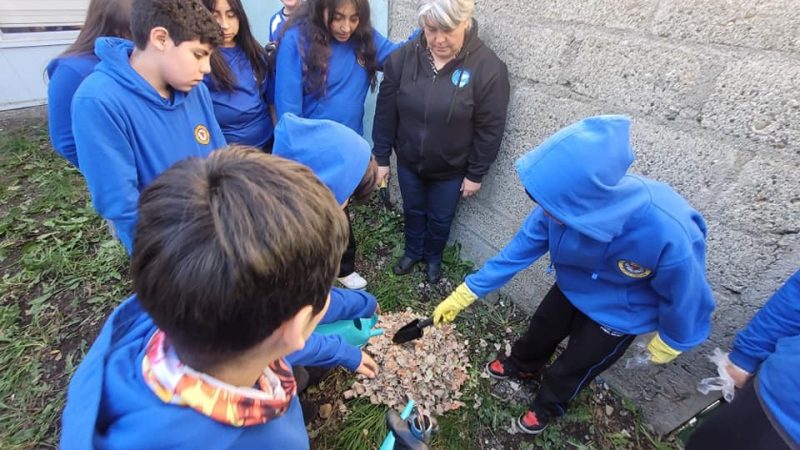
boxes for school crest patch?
[451,69,471,88]
[617,260,652,279]
[194,124,211,145]
[356,54,366,68]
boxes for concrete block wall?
[387,0,800,434]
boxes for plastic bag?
[697,348,735,402]
[624,336,652,369]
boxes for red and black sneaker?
[517,410,548,434]
[485,357,539,381]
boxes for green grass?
[0,124,129,448]
[0,122,679,449]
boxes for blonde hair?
[416,0,473,31]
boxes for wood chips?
[344,309,471,416]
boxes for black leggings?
[686,378,793,450]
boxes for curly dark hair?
[280,0,378,98]
[202,0,269,91]
[131,0,223,50]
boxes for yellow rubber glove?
[647,333,682,364]
[433,283,478,325]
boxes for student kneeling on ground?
[687,269,800,450]
[60,146,349,449]
[433,115,716,435]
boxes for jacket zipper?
[419,73,436,173]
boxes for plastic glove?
[433,283,478,325]
[647,333,682,364]
[386,410,429,450]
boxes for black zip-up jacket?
[372,22,510,182]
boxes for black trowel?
[392,318,434,344]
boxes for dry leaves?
[344,309,471,416]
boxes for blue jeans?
[397,164,462,264]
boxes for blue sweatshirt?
[465,116,715,351]
[72,38,226,253]
[287,287,378,371]
[269,8,288,42]
[203,46,273,148]
[60,296,309,450]
[275,24,400,134]
[273,113,371,204]
[729,270,800,445]
[46,52,99,167]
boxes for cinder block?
[476,0,659,32]
[710,152,800,237]
[474,9,573,85]
[653,0,800,53]
[700,57,800,149]
[561,33,723,120]
[629,120,743,211]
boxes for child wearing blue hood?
[274,113,381,379]
[72,0,227,254]
[60,146,350,450]
[433,116,715,434]
[687,269,800,450]
[275,0,400,290]
[46,0,133,168]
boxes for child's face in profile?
[161,38,213,92]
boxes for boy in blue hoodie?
[275,113,380,377]
[72,0,227,254]
[60,146,350,450]
[687,269,800,450]
[433,115,715,434]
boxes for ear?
[281,305,316,353]
[149,26,171,51]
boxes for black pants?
[338,208,356,277]
[509,284,635,419]
[686,378,793,450]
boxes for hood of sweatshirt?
[94,37,188,108]
[272,113,371,205]
[514,115,649,243]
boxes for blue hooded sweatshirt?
[465,116,715,351]
[203,46,273,148]
[60,296,310,450]
[46,53,100,167]
[275,24,400,134]
[269,7,288,42]
[729,270,800,445]
[72,38,226,253]
[273,113,371,204]
[287,287,378,371]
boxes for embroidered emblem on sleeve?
[617,260,653,279]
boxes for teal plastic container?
[314,314,384,348]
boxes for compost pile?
[345,309,471,415]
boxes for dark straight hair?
[62,0,133,56]
[202,0,269,91]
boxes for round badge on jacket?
[194,124,211,145]
[617,260,653,279]
[451,69,471,88]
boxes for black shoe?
[393,256,420,275]
[426,262,442,283]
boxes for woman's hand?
[461,179,481,198]
[377,165,391,187]
[356,351,379,378]
[725,362,752,389]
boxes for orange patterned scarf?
[142,330,296,427]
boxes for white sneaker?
[338,272,368,290]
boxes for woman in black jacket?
[372,0,510,284]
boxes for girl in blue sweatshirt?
[687,269,800,450]
[202,0,274,149]
[274,0,400,135]
[46,0,133,167]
